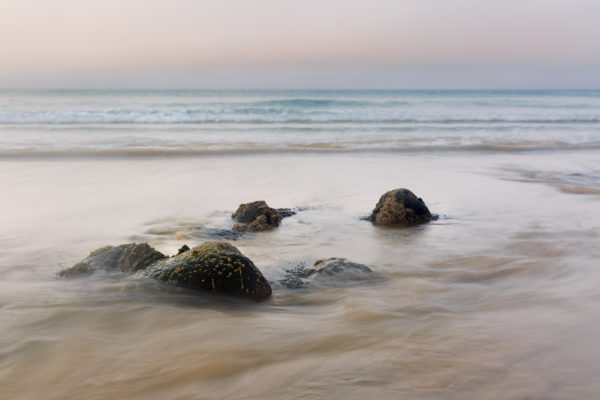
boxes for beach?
[1,90,600,399]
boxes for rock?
[177,244,190,255]
[232,200,295,232]
[279,262,313,289]
[58,243,165,278]
[278,276,306,289]
[279,258,376,289]
[140,241,272,301]
[276,208,297,218]
[194,227,244,240]
[368,188,433,226]
[59,241,271,302]
[233,215,271,232]
[308,258,374,281]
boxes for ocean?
[1,90,599,399]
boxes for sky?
[1,0,599,89]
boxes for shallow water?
[1,89,600,156]
[1,91,600,399]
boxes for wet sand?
[1,151,600,399]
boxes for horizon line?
[2,88,599,92]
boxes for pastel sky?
[1,0,599,88]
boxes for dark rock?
[276,208,297,218]
[59,241,271,302]
[233,216,271,232]
[58,243,165,278]
[232,200,288,232]
[232,200,275,223]
[308,258,373,281]
[140,241,272,301]
[279,262,313,289]
[279,276,306,289]
[195,227,244,240]
[368,188,433,226]
[279,258,376,289]
[177,244,190,255]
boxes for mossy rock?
[368,188,433,226]
[58,243,165,278]
[232,200,295,232]
[140,241,272,301]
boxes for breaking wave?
[1,109,600,125]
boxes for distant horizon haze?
[1,0,599,89]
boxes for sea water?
[0,90,599,399]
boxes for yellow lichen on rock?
[139,241,271,301]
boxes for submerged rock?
[280,258,376,289]
[232,200,295,232]
[368,188,433,226]
[140,242,272,301]
[194,227,244,240]
[279,263,314,289]
[58,243,165,278]
[276,208,297,218]
[309,257,373,279]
